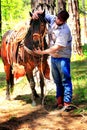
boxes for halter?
[33,33,41,42]
[31,15,46,50]
[18,15,47,62]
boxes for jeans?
[51,57,72,103]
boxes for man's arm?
[32,10,56,25]
[34,45,64,55]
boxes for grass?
[70,45,87,113]
[71,58,87,105]
[0,58,6,89]
[0,44,87,114]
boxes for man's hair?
[57,10,69,22]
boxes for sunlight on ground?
[71,53,86,62]
[0,59,4,72]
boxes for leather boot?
[57,96,63,109]
[53,96,63,109]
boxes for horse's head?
[24,10,47,50]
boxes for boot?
[57,96,63,109]
[53,96,63,109]
[64,102,70,107]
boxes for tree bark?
[0,1,1,44]
[58,0,66,11]
[82,0,87,41]
[68,0,82,54]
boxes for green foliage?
[79,0,87,14]
[2,0,23,20]
[82,44,87,56]
[71,59,87,100]
[0,72,6,89]
[1,0,31,35]
[0,58,6,89]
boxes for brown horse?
[1,11,50,105]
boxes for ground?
[0,79,87,130]
[0,62,87,130]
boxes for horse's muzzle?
[33,33,41,42]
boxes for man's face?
[55,17,64,26]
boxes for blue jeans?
[51,57,72,103]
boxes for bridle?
[32,15,46,49]
[18,16,47,60]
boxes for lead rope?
[40,30,54,109]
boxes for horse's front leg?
[26,73,39,106]
[39,73,45,103]
[38,60,50,105]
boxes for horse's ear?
[29,12,33,17]
[42,10,45,17]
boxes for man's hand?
[34,47,43,55]
[32,10,44,19]
[32,11,39,19]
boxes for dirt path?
[0,83,87,130]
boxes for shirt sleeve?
[45,13,56,25]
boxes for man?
[33,10,73,111]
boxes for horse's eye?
[40,23,45,30]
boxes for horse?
[20,10,50,105]
[1,10,50,105]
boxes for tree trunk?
[68,0,82,54]
[31,0,56,15]
[31,0,40,10]
[82,0,87,42]
[0,2,1,44]
[57,0,66,11]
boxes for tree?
[57,0,66,11]
[68,0,82,54]
[0,0,1,43]
[82,0,87,40]
[31,0,56,15]
[1,0,31,35]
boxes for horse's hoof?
[32,100,36,106]
[6,96,10,100]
